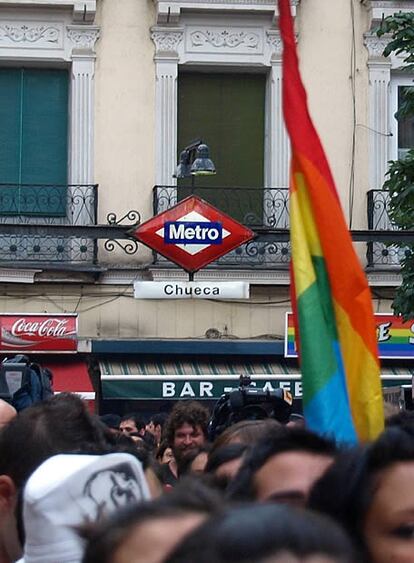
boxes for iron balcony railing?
[367,189,406,269]
[154,186,405,269]
[0,184,98,264]
[154,185,291,268]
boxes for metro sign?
[132,196,255,273]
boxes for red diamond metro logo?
[132,196,255,273]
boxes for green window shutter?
[0,69,21,213]
[0,68,68,216]
[20,69,68,215]
[178,73,265,221]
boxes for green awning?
[99,360,414,401]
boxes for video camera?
[0,355,53,411]
[208,375,293,441]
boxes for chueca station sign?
[133,196,254,273]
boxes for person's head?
[82,477,224,563]
[164,401,210,464]
[228,426,337,506]
[119,414,146,437]
[165,503,356,563]
[205,443,248,489]
[0,393,110,561]
[100,414,121,436]
[146,413,168,445]
[210,418,281,455]
[177,445,211,477]
[0,400,16,430]
[385,408,414,431]
[23,452,150,563]
[155,440,174,465]
[309,427,414,563]
[287,413,306,428]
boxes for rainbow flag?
[278,0,384,442]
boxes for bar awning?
[99,360,414,401]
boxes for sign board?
[102,375,303,400]
[285,312,414,360]
[102,374,413,401]
[134,281,250,300]
[0,314,78,353]
[132,196,254,273]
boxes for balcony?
[0,184,98,265]
[154,185,291,268]
[154,186,405,270]
[367,189,406,269]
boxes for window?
[390,76,414,161]
[0,68,68,216]
[177,72,265,222]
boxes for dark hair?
[100,414,121,430]
[156,439,172,462]
[82,477,224,563]
[227,426,337,502]
[308,427,414,554]
[210,419,280,457]
[385,409,414,431]
[149,412,168,429]
[177,445,211,477]
[205,443,248,474]
[165,504,357,563]
[164,401,210,446]
[120,413,145,431]
[0,393,110,489]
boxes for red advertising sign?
[0,314,78,353]
[132,196,255,273]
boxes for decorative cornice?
[151,29,184,54]
[73,0,96,24]
[190,29,260,49]
[0,22,63,51]
[150,267,291,285]
[153,0,298,24]
[367,1,414,28]
[0,268,40,284]
[266,30,282,56]
[364,33,390,59]
[67,26,100,52]
[0,23,60,44]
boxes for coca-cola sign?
[0,314,78,353]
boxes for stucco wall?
[298,0,371,229]
[94,0,156,265]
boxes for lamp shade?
[190,144,216,176]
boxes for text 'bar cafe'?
[99,313,414,412]
[0,312,413,412]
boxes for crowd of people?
[0,392,413,562]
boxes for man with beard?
[159,401,209,487]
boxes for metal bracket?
[104,210,141,254]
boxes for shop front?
[0,313,95,410]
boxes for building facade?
[0,0,412,412]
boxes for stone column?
[365,34,392,191]
[151,28,183,201]
[265,31,290,228]
[67,26,100,185]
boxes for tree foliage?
[377,12,414,319]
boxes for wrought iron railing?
[155,186,408,270]
[367,189,407,268]
[153,185,291,268]
[0,184,98,263]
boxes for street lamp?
[174,140,216,188]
